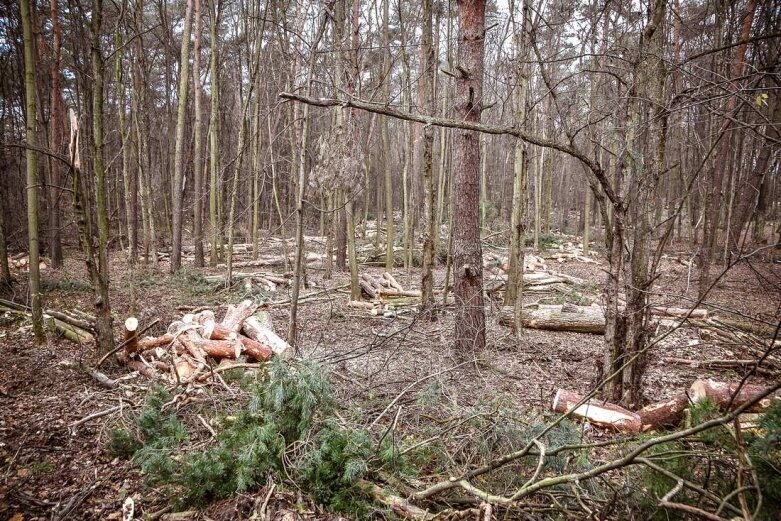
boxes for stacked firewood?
[203,271,292,292]
[543,241,600,264]
[484,267,586,295]
[8,252,47,271]
[120,300,292,383]
[553,378,780,433]
[344,272,422,317]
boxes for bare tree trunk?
[192,0,205,267]
[21,0,44,342]
[48,0,64,268]
[505,0,530,308]
[420,0,436,310]
[208,0,221,267]
[288,6,331,347]
[0,201,11,287]
[452,0,487,353]
[91,0,115,354]
[382,0,394,271]
[698,0,757,298]
[114,10,136,265]
[347,197,360,300]
[170,0,194,273]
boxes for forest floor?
[1,233,779,520]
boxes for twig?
[369,359,476,429]
[198,415,216,437]
[69,405,122,428]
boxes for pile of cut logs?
[357,272,420,300]
[484,268,586,296]
[203,271,291,292]
[8,252,47,271]
[346,272,421,317]
[553,378,779,433]
[119,299,291,383]
[543,241,600,264]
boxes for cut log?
[133,334,175,353]
[221,299,258,332]
[347,300,374,310]
[124,317,139,354]
[180,331,209,363]
[174,359,198,380]
[359,279,377,299]
[382,272,405,292]
[650,307,708,319]
[552,389,642,433]
[46,310,95,332]
[689,379,780,412]
[238,336,273,361]
[637,392,690,431]
[128,360,161,379]
[242,313,292,359]
[44,315,95,343]
[499,304,605,334]
[377,287,422,298]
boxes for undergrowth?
[632,399,781,520]
[106,360,395,516]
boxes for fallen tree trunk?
[46,310,96,332]
[637,392,691,432]
[499,304,605,334]
[689,379,780,412]
[552,389,642,433]
[650,307,708,319]
[45,315,95,344]
[1,299,95,344]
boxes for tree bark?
[452,0,487,353]
[21,0,45,342]
[170,0,194,273]
[420,0,436,311]
[192,0,205,267]
[48,0,64,268]
[208,0,221,267]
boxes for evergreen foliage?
[633,399,781,520]
[104,360,388,515]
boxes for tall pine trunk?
[452,0,487,353]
